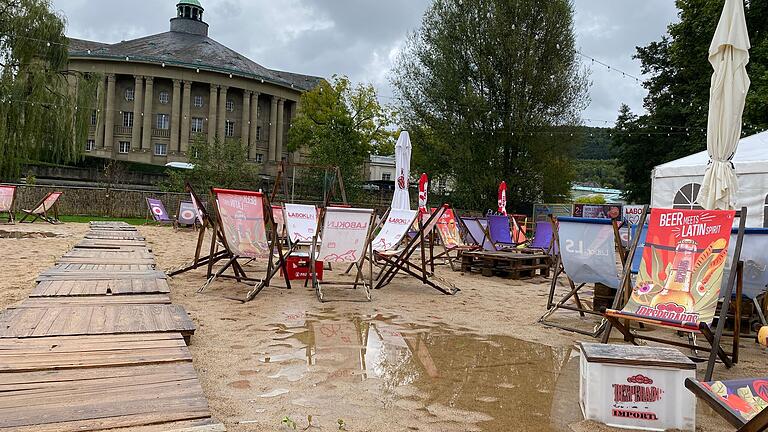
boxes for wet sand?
[2,222,766,431]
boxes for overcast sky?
[52,0,679,126]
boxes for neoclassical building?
[69,0,321,171]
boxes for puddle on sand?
[264,312,582,431]
[0,230,60,239]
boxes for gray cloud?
[53,0,679,125]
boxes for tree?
[163,136,261,193]
[391,0,589,211]
[0,0,98,181]
[287,75,394,193]
[612,0,768,203]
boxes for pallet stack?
[0,222,224,431]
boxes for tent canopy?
[654,131,768,178]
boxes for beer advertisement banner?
[285,203,318,243]
[558,218,621,288]
[434,208,461,248]
[319,208,371,263]
[573,204,622,220]
[215,190,269,258]
[0,186,15,212]
[623,209,735,325]
[372,209,417,252]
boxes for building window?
[193,95,204,107]
[382,173,391,181]
[254,153,264,163]
[85,140,95,152]
[156,114,170,130]
[191,117,204,133]
[125,88,134,101]
[159,91,169,104]
[256,126,262,141]
[226,99,235,112]
[90,110,97,126]
[225,120,235,137]
[118,141,130,154]
[673,183,704,210]
[123,111,134,128]
[154,143,167,156]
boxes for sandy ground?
[2,222,767,431]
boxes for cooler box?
[579,342,696,431]
[281,255,323,281]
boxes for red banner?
[214,189,269,258]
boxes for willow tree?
[392,0,589,210]
[0,0,98,181]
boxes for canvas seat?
[145,198,174,225]
[0,185,17,223]
[461,217,494,251]
[685,377,768,432]
[19,191,62,224]
[429,207,481,270]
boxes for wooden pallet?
[31,278,170,297]
[461,250,551,279]
[14,295,172,307]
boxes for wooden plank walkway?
[0,221,223,431]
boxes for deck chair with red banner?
[601,206,747,381]
[198,188,291,301]
[430,207,481,270]
[19,191,62,224]
[374,204,459,296]
[0,185,17,223]
[309,206,376,302]
[685,377,768,432]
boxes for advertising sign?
[285,203,318,243]
[0,186,15,212]
[146,198,170,221]
[372,209,417,252]
[621,205,646,244]
[533,203,573,222]
[621,209,735,324]
[573,204,622,220]
[699,378,768,423]
[319,208,372,263]
[558,218,620,288]
[214,189,269,258]
[434,208,461,248]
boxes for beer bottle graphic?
[650,239,697,311]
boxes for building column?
[95,77,106,148]
[180,81,192,153]
[268,96,278,161]
[290,101,301,163]
[131,75,144,151]
[217,85,228,140]
[276,98,285,160]
[104,74,116,152]
[249,92,260,159]
[208,85,218,144]
[141,77,154,151]
[170,79,181,152]
[241,90,251,154]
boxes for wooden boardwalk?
[0,222,224,431]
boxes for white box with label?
[579,342,696,431]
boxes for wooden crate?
[461,251,550,279]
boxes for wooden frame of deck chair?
[19,191,62,224]
[462,217,494,252]
[145,197,174,226]
[199,188,291,302]
[430,207,481,271]
[0,185,17,223]
[168,183,229,277]
[685,376,768,432]
[601,206,747,381]
[374,204,459,296]
[539,216,625,337]
[309,206,376,302]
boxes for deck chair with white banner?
[199,188,291,302]
[601,207,747,381]
[309,206,376,302]
[685,376,768,432]
[346,208,418,279]
[431,207,481,270]
[19,191,62,224]
[0,185,17,223]
[539,216,623,337]
[375,204,459,296]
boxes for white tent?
[652,130,768,227]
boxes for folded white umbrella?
[696,0,750,210]
[391,131,412,210]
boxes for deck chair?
[146,198,173,225]
[723,228,768,330]
[0,185,16,223]
[199,188,290,301]
[176,200,199,228]
[539,216,623,336]
[685,377,768,432]
[601,207,747,381]
[374,204,459,296]
[431,208,481,270]
[309,206,376,302]
[271,205,286,241]
[284,203,319,249]
[168,183,228,277]
[462,217,494,251]
[487,215,521,251]
[19,191,62,224]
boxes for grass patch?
[57,215,149,225]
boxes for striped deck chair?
[0,185,17,223]
[602,207,747,381]
[19,191,62,224]
[199,188,290,301]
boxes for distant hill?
[574,127,615,160]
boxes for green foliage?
[162,136,261,192]
[572,159,625,189]
[287,75,395,196]
[575,194,607,204]
[612,0,768,203]
[575,127,615,160]
[0,0,99,181]
[391,0,589,211]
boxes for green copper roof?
[177,0,203,9]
